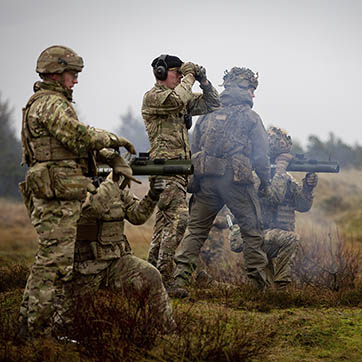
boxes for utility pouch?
[50,164,89,201]
[26,163,54,199]
[18,180,34,218]
[192,151,227,177]
[231,155,253,183]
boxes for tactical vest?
[21,90,89,167]
[192,105,254,183]
[262,189,296,232]
[75,220,131,262]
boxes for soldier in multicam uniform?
[173,67,271,294]
[260,127,318,288]
[142,54,220,289]
[72,158,176,332]
[18,45,136,338]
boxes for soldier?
[260,127,318,288]
[18,45,136,338]
[71,157,176,333]
[173,67,271,295]
[228,127,318,288]
[142,54,220,289]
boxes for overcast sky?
[1,0,362,147]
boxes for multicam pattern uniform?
[260,168,314,286]
[19,80,120,336]
[174,86,271,288]
[142,74,220,285]
[200,206,229,266]
[72,176,176,332]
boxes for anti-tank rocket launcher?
[97,152,194,177]
[273,153,340,173]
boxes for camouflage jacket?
[191,87,270,184]
[22,80,117,171]
[75,176,157,274]
[141,75,220,162]
[260,169,314,231]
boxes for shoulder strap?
[21,90,64,166]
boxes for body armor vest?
[21,90,88,167]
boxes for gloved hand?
[258,180,272,199]
[180,62,197,76]
[275,153,294,172]
[108,133,136,155]
[304,172,318,188]
[194,64,207,83]
[148,177,166,201]
[108,155,141,186]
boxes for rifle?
[273,154,340,173]
[98,153,194,176]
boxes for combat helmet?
[36,45,84,75]
[267,126,293,158]
[223,67,258,90]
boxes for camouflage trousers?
[19,196,82,337]
[200,226,225,266]
[174,169,269,289]
[71,255,176,332]
[147,179,188,286]
[263,228,300,287]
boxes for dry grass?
[0,170,362,360]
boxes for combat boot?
[195,270,214,288]
[166,284,188,299]
[14,323,31,345]
[166,277,188,298]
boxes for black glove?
[184,114,192,129]
[148,178,166,201]
[303,172,318,189]
[195,65,207,83]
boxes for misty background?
[1,0,362,198]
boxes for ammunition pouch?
[50,164,89,201]
[18,180,34,218]
[26,163,54,200]
[75,221,131,263]
[231,154,254,184]
[191,151,227,177]
[26,161,90,201]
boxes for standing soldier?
[142,54,220,289]
[173,67,271,295]
[261,127,318,288]
[18,45,136,339]
[228,127,318,288]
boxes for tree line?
[0,96,361,200]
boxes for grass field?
[0,169,361,361]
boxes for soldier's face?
[165,69,183,89]
[62,71,79,90]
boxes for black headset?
[153,54,168,80]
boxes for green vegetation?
[0,170,361,361]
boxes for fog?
[1,0,362,146]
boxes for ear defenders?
[153,54,168,80]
